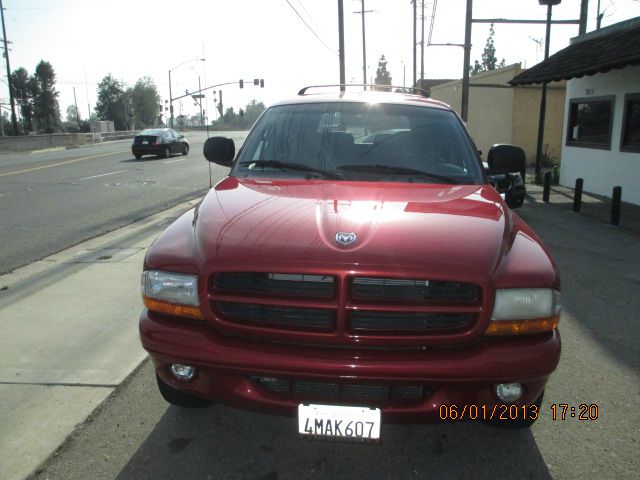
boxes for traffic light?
[239,79,244,88]
[260,79,264,88]
[254,78,259,86]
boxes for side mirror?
[487,144,526,184]
[203,137,235,167]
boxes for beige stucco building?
[429,64,566,167]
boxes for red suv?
[139,86,560,440]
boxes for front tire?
[163,147,170,159]
[156,373,213,408]
[134,153,142,159]
[182,145,189,156]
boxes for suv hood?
[193,177,513,278]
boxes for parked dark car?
[131,128,189,159]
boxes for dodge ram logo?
[335,232,357,246]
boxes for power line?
[284,0,337,55]
[294,0,326,38]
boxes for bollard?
[611,186,622,226]
[573,178,583,212]
[543,172,551,202]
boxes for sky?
[1,0,638,125]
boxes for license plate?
[298,404,381,441]
[142,140,149,144]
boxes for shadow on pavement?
[517,192,640,378]
[114,404,551,480]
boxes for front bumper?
[140,310,560,422]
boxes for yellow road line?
[0,151,128,178]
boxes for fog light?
[170,363,196,381]
[495,383,523,402]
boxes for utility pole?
[1,0,18,135]
[579,0,588,35]
[420,0,425,86]
[534,1,556,184]
[461,0,472,122]
[73,86,81,129]
[412,0,417,87]
[354,0,373,89]
[338,0,346,90]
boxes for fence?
[0,130,140,153]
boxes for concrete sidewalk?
[0,199,200,480]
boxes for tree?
[130,76,160,129]
[470,23,506,76]
[223,106,236,125]
[244,100,266,125]
[374,55,392,90]
[10,67,37,133]
[32,61,61,133]
[62,104,90,133]
[211,100,266,130]
[95,74,127,130]
[65,105,79,124]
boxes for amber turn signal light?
[484,315,559,336]
[143,295,205,320]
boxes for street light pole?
[168,58,204,129]
[168,69,173,128]
[197,75,203,127]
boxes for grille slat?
[350,311,474,332]
[216,301,335,330]
[352,277,478,303]
[215,272,334,298]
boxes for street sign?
[191,94,205,99]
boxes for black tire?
[483,390,544,429]
[134,153,142,159]
[163,147,171,159]
[156,373,213,408]
[182,145,189,156]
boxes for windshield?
[234,102,483,184]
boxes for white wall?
[560,65,640,205]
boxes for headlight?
[485,288,560,336]
[141,270,204,320]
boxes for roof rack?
[297,84,430,97]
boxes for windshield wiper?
[239,160,343,179]
[337,164,460,184]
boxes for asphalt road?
[0,131,248,275]
[24,187,640,480]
